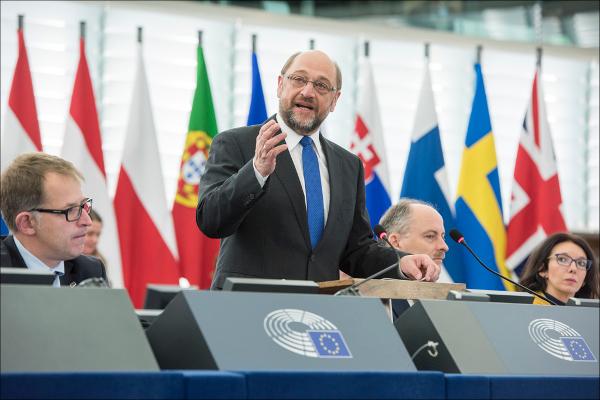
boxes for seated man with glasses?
[519,232,599,305]
[1,153,107,287]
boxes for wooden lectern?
[318,278,466,320]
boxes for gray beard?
[283,108,322,135]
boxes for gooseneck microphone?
[333,225,406,296]
[449,229,557,306]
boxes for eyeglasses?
[285,74,336,95]
[549,253,592,271]
[29,198,93,222]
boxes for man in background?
[0,153,107,286]
[379,198,449,317]
[379,199,449,266]
[83,209,107,267]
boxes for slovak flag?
[114,37,180,307]
[61,30,123,287]
[350,57,391,228]
[1,19,42,171]
[506,66,567,277]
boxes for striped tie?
[300,136,324,249]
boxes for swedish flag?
[455,63,512,290]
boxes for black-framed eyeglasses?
[284,74,336,95]
[29,198,93,222]
[549,253,592,271]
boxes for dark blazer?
[1,235,107,286]
[197,118,405,289]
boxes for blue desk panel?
[240,371,445,399]
[2,371,598,399]
[181,371,246,399]
[0,372,184,399]
[489,375,600,399]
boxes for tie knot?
[54,271,64,277]
[300,136,313,148]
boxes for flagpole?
[251,33,256,53]
[198,30,202,47]
[18,14,23,30]
[364,40,369,58]
[137,26,142,44]
[80,21,85,39]
[309,38,315,50]
[424,42,430,60]
[476,44,482,64]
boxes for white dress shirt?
[254,115,330,224]
[13,236,65,287]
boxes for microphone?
[449,229,557,306]
[333,225,405,296]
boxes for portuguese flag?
[172,44,220,289]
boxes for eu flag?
[562,337,596,361]
[307,330,352,358]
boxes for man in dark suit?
[197,50,440,289]
[0,153,107,286]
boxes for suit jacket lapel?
[4,236,27,269]
[61,261,75,286]
[274,148,311,249]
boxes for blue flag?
[401,66,464,283]
[247,52,268,126]
[0,217,8,236]
[455,63,511,290]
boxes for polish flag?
[114,39,180,307]
[1,20,42,172]
[61,31,123,287]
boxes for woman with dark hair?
[520,232,599,305]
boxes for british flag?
[506,67,567,277]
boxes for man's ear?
[277,75,284,99]
[388,232,401,249]
[329,91,341,112]
[539,271,547,279]
[14,212,37,236]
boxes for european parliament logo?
[529,318,596,362]
[264,309,352,358]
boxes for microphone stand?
[333,262,399,296]
[334,224,412,296]
[451,230,557,306]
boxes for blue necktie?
[300,136,324,249]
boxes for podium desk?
[319,278,466,319]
